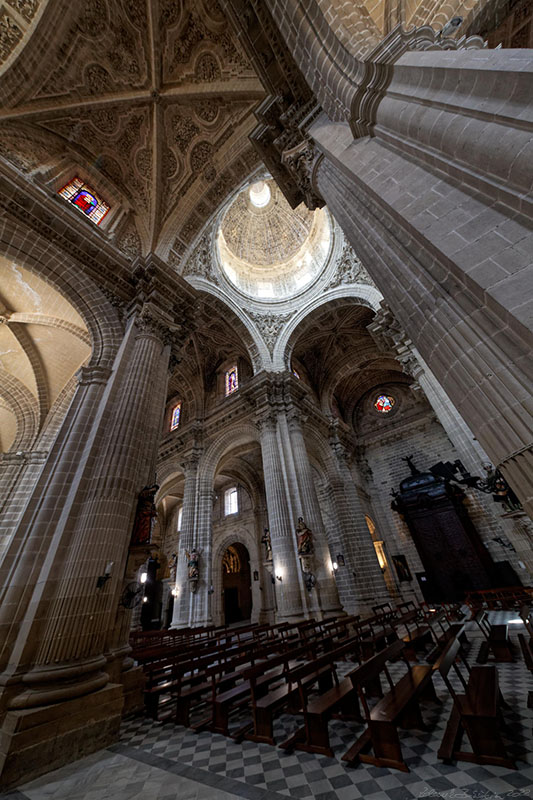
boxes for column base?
[0,683,123,791]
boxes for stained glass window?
[225,365,238,396]
[170,402,181,431]
[374,394,395,414]
[58,177,110,225]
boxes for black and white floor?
[3,612,532,800]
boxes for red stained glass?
[375,394,395,413]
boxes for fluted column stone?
[285,410,342,616]
[257,414,306,620]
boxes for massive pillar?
[327,432,391,612]
[284,409,342,615]
[231,0,533,520]
[0,301,177,789]
[257,413,307,620]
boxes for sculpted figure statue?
[296,517,314,556]
[130,484,159,545]
[261,528,272,561]
[186,548,200,582]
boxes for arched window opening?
[225,365,238,396]
[58,177,110,225]
[224,486,238,516]
[170,402,182,431]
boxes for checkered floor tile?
[9,612,533,800]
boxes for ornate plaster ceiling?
[217,179,332,300]
[290,302,409,420]
[0,257,91,452]
[0,0,264,261]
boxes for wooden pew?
[241,633,352,745]
[473,610,515,663]
[209,639,316,738]
[437,638,515,769]
[342,639,440,771]
[278,636,367,756]
[393,608,436,662]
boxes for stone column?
[284,410,342,616]
[257,414,306,620]
[328,435,390,613]
[0,309,174,789]
[240,3,533,519]
[171,455,200,628]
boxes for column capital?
[281,138,325,212]
[134,307,182,347]
[255,412,278,435]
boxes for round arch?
[185,278,270,371]
[0,217,123,370]
[211,527,262,627]
[273,284,383,370]
[199,422,261,491]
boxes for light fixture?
[96,561,114,589]
[171,587,179,597]
[140,572,148,584]
[332,561,338,572]
[142,596,148,603]
[336,554,345,566]
[276,574,283,582]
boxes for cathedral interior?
[0,1,532,798]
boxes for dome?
[217,179,332,300]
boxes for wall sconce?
[276,574,283,582]
[332,561,338,575]
[142,596,148,603]
[140,571,148,584]
[208,584,215,594]
[171,587,179,597]
[96,561,114,589]
[336,554,345,566]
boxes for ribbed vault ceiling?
[0,0,264,261]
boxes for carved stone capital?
[135,309,182,348]
[281,139,325,211]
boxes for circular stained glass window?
[375,394,395,414]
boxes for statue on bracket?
[296,517,314,556]
[185,547,201,593]
[130,484,159,545]
[261,528,273,561]
[296,517,315,590]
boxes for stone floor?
[3,612,532,800]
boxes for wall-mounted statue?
[186,547,201,592]
[296,517,314,556]
[130,484,159,545]
[261,528,272,561]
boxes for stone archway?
[222,542,252,625]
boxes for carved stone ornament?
[248,310,295,354]
[281,140,325,211]
[182,232,217,283]
[326,242,373,290]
